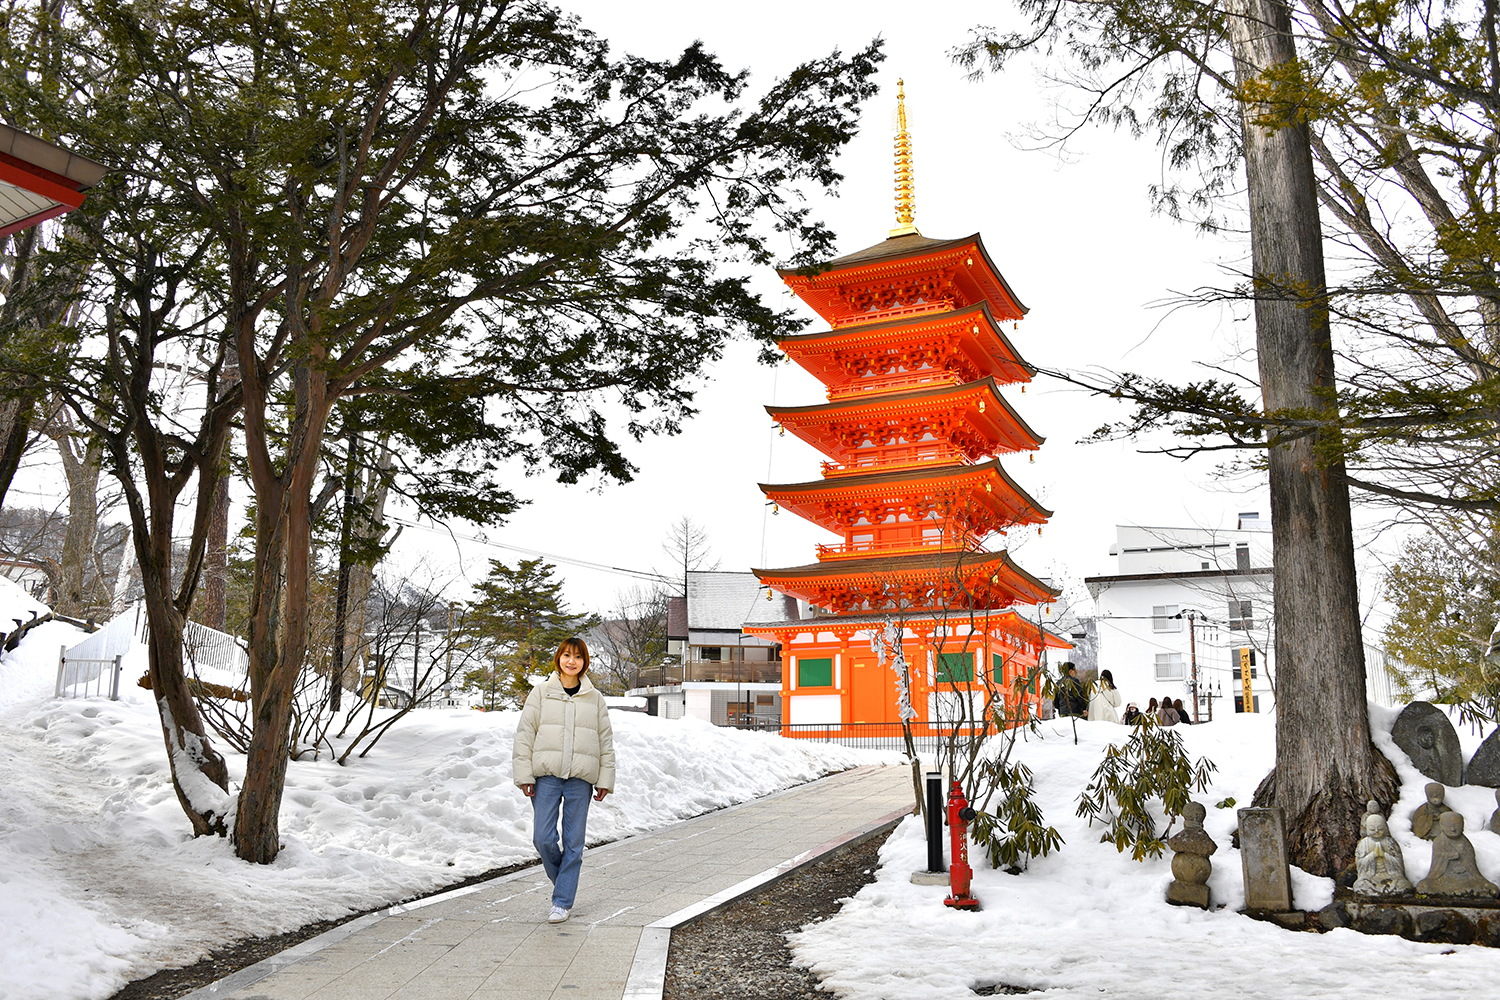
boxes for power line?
[387,515,673,585]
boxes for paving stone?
[182,767,911,1000]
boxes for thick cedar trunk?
[1230,0,1397,876]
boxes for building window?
[1235,694,1261,713]
[1232,647,1258,680]
[1154,653,1185,681]
[1201,561,1210,570]
[1236,544,1250,571]
[992,652,1005,685]
[937,652,974,683]
[1229,600,1254,631]
[797,657,833,687]
[1153,605,1181,632]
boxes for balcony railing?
[631,660,782,688]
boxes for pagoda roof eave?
[741,609,1073,649]
[764,376,1046,451]
[774,301,1034,380]
[776,232,1029,316]
[757,458,1052,521]
[753,548,1059,595]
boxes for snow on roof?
[686,571,793,631]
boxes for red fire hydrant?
[944,780,980,910]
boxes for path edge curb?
[621,802,913,1000]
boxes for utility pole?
[413,620,422,709]
[1185,609,1201,723]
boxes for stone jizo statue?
[1410,781,1454,840]
[1353,804,1412,897]
[1415,812,1499,898]
[1166,801,1217,909]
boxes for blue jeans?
[532,776,592,909]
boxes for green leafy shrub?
[969,758,1065,871]
[1076,718,1217,860]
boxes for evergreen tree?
[1383,529,1500,724]
[464,558,598,708]
[3,0,880,862]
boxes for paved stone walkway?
[186,765,913,1000]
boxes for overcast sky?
[381,0,1293,618]
[14,1,1409,631]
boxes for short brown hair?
[553,636,591,673]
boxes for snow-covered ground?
[792,706,1500,999]
[0,579,891,1000]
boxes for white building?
[630,570,796,725]
[1084,513,1274,721]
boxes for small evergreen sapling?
[1077,718,1217,861]
[963,662,1064,872]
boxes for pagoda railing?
[813,536,982,560]
[821,446,965,476]
[826,370,958,400]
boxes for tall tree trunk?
[1230,0,1397,877]
[114,413,233,837]
[200,350,238,631]
[46,406,105,617]
[235,318,333,862]
[340,438,395,694]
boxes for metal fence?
[183,618,250,677]
[52,603,249,701]
[54,605,139,700]
[54,649,123,700]
[728,720,981,754]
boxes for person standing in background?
[1089,669,1122,723]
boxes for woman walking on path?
[1088,669,1122,723]
[513,637,615,924]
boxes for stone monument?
[1237,806,1294,912]
[1353,802,1413,897]
[1411,782,1454,840]
[1468,728,1500,789]
[1166,801,1217,909]
[1392,702,1463,786]
[1488,787,1500,836]
[1416,812,1499,898]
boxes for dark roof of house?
[666,595,687,640]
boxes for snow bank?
[792,711,1500,999]
[0,582,893,1000]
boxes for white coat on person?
[512,672,616,792]
[1088,685,1122,723]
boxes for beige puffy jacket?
[512,672,616,791]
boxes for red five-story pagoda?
[746,82,1069,734]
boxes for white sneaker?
[547,906,569,923]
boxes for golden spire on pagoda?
[889,79,918,238]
